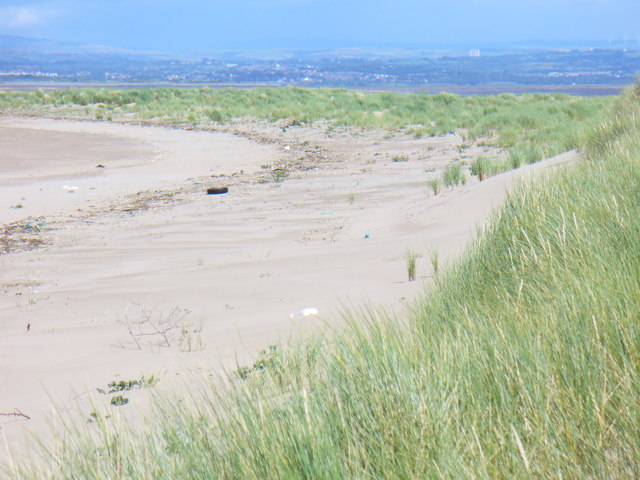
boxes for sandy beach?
[0,116,576,458]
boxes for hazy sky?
[0,0,638,52]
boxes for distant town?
[0,35,638,92]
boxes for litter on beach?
[290,307,319,318]
[62,185,79,192]
[206,186,229,195]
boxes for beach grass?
[427,177,442,195]
[0,87,612,170]
[405,249,419,281]
[5,84,640,478]
[441,163,467,187]
[470,155,505,180]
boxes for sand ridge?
[0,116,576,457]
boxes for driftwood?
[0,409,30,420]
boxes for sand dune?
[0,116,576,457]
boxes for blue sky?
[0,0,638,52]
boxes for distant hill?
[0,34,164,57]
[0,34,638,90]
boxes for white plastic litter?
[290,307,319,318]
[62,185,79,192]
[283,145,291,150]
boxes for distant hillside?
[0,34,162,56]
[0,34,638,88]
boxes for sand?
[0,116,576,458]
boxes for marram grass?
[6,85,640,479]
[0,86,612,166]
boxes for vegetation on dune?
[6,85,640,478]
[0,86,612,168]
[441,163,467,187]
[405,249,419,282]
[470,156,497,181]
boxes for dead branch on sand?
[0,409,30,420]
[121,303,192,350]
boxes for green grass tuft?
[442,163,467,187]
[405,249,419,281]
[427,177,442,195]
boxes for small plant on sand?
[179,318,206,352]
[347,193,356,204]
[235,345,280,380]
[428,178,442,195]
[110,395,129,407]
[429,249,440,276]
[271,168,289,183]
[442,163,467,187]
[470,156,492,181]
[392,155,409,162]
[96,375,159,395]
[405,249,419,281]
[96,375,159,408]
[456,143,470,154]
